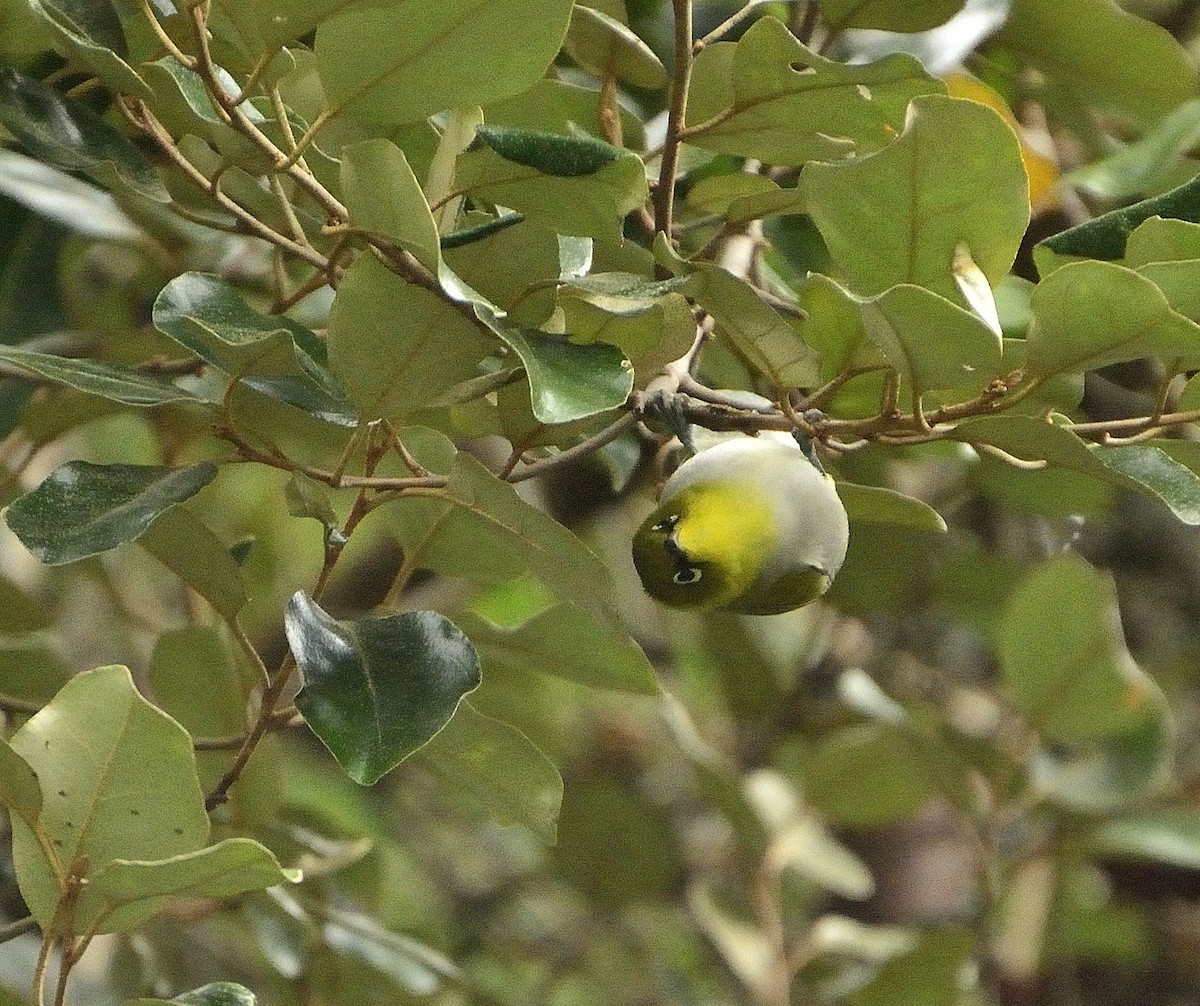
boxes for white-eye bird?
[632,431,849,615]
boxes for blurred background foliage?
[6,1,1200,1005]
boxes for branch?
[654,0,694,240]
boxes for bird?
[632,430,849,615]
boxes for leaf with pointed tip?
[1000,554,1159,743]
[0,148,142,241]
[89,838,299,920]
[286,594,481,785]
[564,6,667,89]
[153,273,355,425]
[686,16,939,165]
[1037,172,1200,273]
[0,346,203,406]
[8,666,209,933]
[138,506,247,620]
[340,139,440,273]
[0,68,167,201]
[417,701,562,843]
[457,126,648,241]
[28,0,151,99]
[5,462,217,565]
[838,483,947,532]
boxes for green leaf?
[952,417,1200,524]
[1091,445,1200,525]
[685,173,806,225]
[1125,217,1200,267]
[811,277,1002,395]
[328,256,494,422]
[417,701,562,843]
[5,461,217,565]
[802,723,939,826]
[847,928,975,1006]
[340,139,440,273]
[286,593,481,785]
[284,473,338,528]
[664,254,817,389]
[802,93,1029,301]
[1092,810,1200,870]
[839,483,947,532]
[0,736,42,829]
[1025,261,1200,377]
[0,345,203,406]
[28,0,151,99]
[0,147,142,241]
[138,506,247,620]
[484,77,645,148]
[995,0,1195,126]
[315,0,574,126]
[685,17,939,165]
[459,604,659,694]
[174,984,257,1006]
[563,5,667,89]
[1037,171,1200,269]
[457,127,648,242]
[90,838,299,913]
[442,217,562,327]
[386,450,614,614]
[487,323,632,425]
[560,283,696,378]
[152,273,355,425]
[0,68,167,201]
[817,0,965,31]
[8,666,209,933]
[1067,100,1200,201]
[998,554,1157,744]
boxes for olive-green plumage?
[632,432,849,615]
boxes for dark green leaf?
[1038,171,1200,268]
[0,68,167,201]
[0,345,203,406]
[457,129,647,241]
[28,0,151,98]
[5,461,217,565]
[487,321,632,425]
[1092,445,1200,525]
[286,594,481,785]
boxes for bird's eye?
[673,567,702,585]
[652,515,679,533]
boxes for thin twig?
[654,0,694,241]
[0,916,38,944]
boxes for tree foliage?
[2,0,1200,1004]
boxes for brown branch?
[654,0,694,241]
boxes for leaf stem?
[0,915,37,944]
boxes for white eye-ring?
[673,567,702,585]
